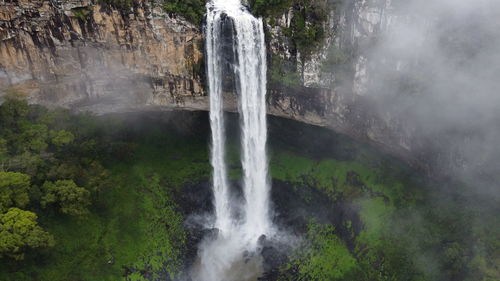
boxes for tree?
[50,130,75,147]
[250,0,294,17]
[162,0,206,24]
[0,172,31,212]
[0,138,7,158]
[298,223,358,280]
[0,208,54,260]
[19,123,49,153]
[41,180,90,217]
[0,98,29,130]
[0,138,7,171]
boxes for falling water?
[194,0,272,280]
[206,0,232,233]
[206,0,271,240]
[233,7,271,239]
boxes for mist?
[0,0,499,280]
[350,0,500,198]
[334,1,500,279]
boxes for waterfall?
[233,9,271,238]
[206,0,271,239]
[194,0,272,280]
[206,1,232,233]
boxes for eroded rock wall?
[0,0,423,168]
[2,0,487,176]
[268,0,500,181]
[0,0,206,113]
[265,0,424,167]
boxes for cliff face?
[265,0,423,167]
[0,0,425,168]
[0,0,205,113]
[1,0,489,175]
[268,0,500,181]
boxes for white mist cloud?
[357,0,500,194]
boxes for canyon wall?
[2,0,493,177]
[267,0,500,184]
[265,0,425,168]
[0,0,206,113]
[0,0,429,169]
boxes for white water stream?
[195,0,272,280]
[234,3,271,239]
[206,0,233,233]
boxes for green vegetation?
[0,99,209,280]
[251,0,333,57]
[282,222,358,280]
[250,0,340,88]
[163,0,207,25]
[97,0,134,11]
[250,0,294,18]
[270,149,416,204]
[95,0,207,25]
[321,44,349,73]
[71,7,92,20]
[0,98,497,280]
[40,180,90,217]
[284,1,328,59]
[0,172,31,212]
[269,55,303,87]
[269,136,499,281]
[0,208,54,261]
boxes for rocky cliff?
[0,0,433,169]
[267,0,500,183]
[1,0,495,179]
[265,0,424,168]
[0,0,205,113]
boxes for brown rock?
[0,0,206,113]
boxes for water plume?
[194,0,272,280]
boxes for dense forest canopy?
[0,99,191,280]
[0,99,497,280]
[0,98,109,260]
